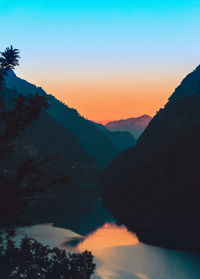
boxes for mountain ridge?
[105,115,152,139]
[0,87,98,186]
[101,64,200,252]
[5,70,135,168]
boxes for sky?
[1,0,200,122]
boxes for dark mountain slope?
[5,70,46,96]
[101,65,200,251]
[169,65,200,101]
[5,71,121,168]
[47,96,119,168]
[104,124,200,251]
[91,122,136,152]
[0,88,98,186]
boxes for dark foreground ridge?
[101,65,200,252]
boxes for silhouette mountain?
[105,115,152,139]
[91,121,136,152]
[0,87,98,188]
[5,70,134,168]
[169,65,200,102]
[101,65,200,252]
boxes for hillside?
[169,65,200,102]
[5,70,133,168]
[101,65,200,251]
[91,122,136,152]
[0,88,98,187]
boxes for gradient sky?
[1,0,200,122]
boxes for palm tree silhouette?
[0,45,20,70]
[0,45,20,90]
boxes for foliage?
[0,90,49,224]
[0,231,95,279]
[0,45,20,90]
[0,46,96,278]
[0,45,20,70]
[0,46,50,224]
[0,92,49,159]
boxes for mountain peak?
[169,64,200,102]
[105,115,152,139]
[4,70,46,96]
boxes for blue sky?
[1,0,200,121]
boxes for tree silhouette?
[0,92,50,225]
[0,47,49,223]
[0,233,95,279]
[0,47,96,278]
[0,45,20,70]
[0,45,20,90]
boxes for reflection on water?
[17,193,200,279]
[15,224,82,248]
[92,241,200,279]
[23,193,114,236]
[15,222,200,279]
[77,223,139,252]
[73,223,200,279]
[20,185,200,278]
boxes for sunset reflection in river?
[76,223,200,279]
[77,223,139,253]
[15,223,200,279]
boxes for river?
[16,199,200,279]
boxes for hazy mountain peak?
[105,115,152,139]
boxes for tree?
[0,47,96,278]
[0,93,49,159]
[0,93,50,225]
[0,233,95,279]
[0,45,20,70]
[0,45,20,90]
[0,47,50,223]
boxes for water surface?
[16,223,200,279]
[18,193,200,279]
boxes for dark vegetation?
[0,46,49,225]
[0,87,98,186]
[101,65,200,252]
[0,46,95,278]
[0,231,95,279]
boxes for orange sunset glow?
[77,223,139,253]
[18,68,189,123]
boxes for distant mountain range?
[105,115,152,139]
[4,70,136,171]
[101,65,200,252]
[92,121,136,153]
